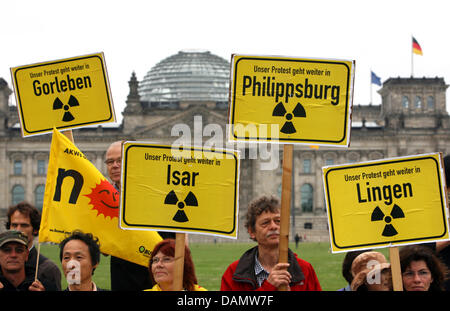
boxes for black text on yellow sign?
[11,53,115,137]
[120,143,240,238]
[228,55,355,146]
[323,153,449,253]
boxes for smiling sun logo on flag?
[84,179,119,219]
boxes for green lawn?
[39,241,382,291]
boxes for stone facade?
[0,53,449,243]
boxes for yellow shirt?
[144,284,207,291]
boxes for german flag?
[412,37,423,55]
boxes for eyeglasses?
[402,269,431,279]
[105,158,121,166]
[151,256,174,265]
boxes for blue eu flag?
[371,71,382,86]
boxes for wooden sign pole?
[389,246,403,291]
[278,144,293,291]
[172,233,186,291]
[62,129,74,143]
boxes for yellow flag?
[39,128,162,266]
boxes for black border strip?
[324,156,447,250]
[230,56,352,143]
[121,144,239,235]
[13,54,113,134]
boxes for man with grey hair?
[220,195,321,291]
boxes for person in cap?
[350,251,392,291]
[337,250,369,291]
[6,201,62,290]
[0,230,52,291]
[220,195,321,291]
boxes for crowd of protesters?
[1,196,449,292]
[1,146,449,291]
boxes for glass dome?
[138,50,230,103]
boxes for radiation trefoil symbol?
[371,204,405,237]
[53,95,80,122]
[272,101,306,134]
[164,190,198,222]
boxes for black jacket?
[0,266,58,291]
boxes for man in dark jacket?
[6,201,62,290]
[106,141,174,291]
[221,195,321,291]
[0,230,54,291]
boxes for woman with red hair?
[145,239,206,291]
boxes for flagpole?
[411,36,414,77]
[370,70,373,105]
[34,242,41,282]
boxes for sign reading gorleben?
[323,153,449,253]
[120,142,240,238]
[11,53,115,137]
[228,55,355,146]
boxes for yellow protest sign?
[228,55,355,146]
[323,153,449,253]
[11,53,115,137]
[120,143,240,238]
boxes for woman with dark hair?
[400,245,448,291]
[146,239,206,291]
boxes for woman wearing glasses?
[400,245,447,291]
[145,239,206,291]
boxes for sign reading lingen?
[120,142,240,239]
[11,53,115,137]
[323,153,449,253]
[228,55,355,146]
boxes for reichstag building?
[0,50,448,242]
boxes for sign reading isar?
[323,153,450,253]
[120,142,240,239]
[11,53,115,137]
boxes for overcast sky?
[2,0,449,123]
